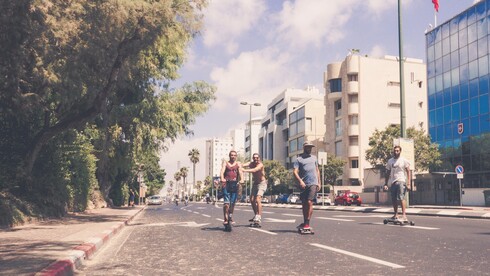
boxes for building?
[323,54,428,188]
[244,117,262,160]
[423,1,490,205]
[259,87,324,168]
[205,138,234,179]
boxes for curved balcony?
[346,168,360,178]
[348,124,359,136]
[327,91,342,101]
[347,145,359,158]
[347,81,359,94]
[346,55,359,74]
[348,102,359,115]
[326,63,342,81]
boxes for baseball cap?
[303,141,315,147]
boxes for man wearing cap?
[293,141,321,231]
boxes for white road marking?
[201,214,211,218]
[144,222,209,228]
[317,217,354,222]
[193,211,200,214]
[262,211,274,214]
[263,218,296,223]
[249,228,277,235]
[216,218,223,222]
[373,223,439,230]
[310,243,405,269]
[283,214,303,217]
[334,215,388,218]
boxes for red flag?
[432,0,439,12]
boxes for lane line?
[193,211,200,214]
[334,214,388,218]
[310,243,405,269]
[249,228,277,235]
[317,217,354,222]
[201,214,211,218]
[283,214,302,217]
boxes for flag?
[432,0,439,12]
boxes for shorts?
[300,185,318,202]
[251,180,267,197]
[390,181,407,201]
[223,181,238,204]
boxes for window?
[335,141,343,156]
[334,100,342,117]
[349,136,358,146]
[289,107,305,137]
[348,74,358,81]
[335,119,342,136]
[351,159,359,168]
[349,115,358,125]
[306,118,312,131]
[348,94,358,103]
[329,78,342,92]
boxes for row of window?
[429,94,489,125]
[430,114,490,143]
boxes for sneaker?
[296,223,305,229]
[253,217,261,223]
[249,216,257,222]
[302,224,311,230]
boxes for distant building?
[205,138,234,179]
[323,54,428,188]
[259,87,324,168]
[244,117,262,160]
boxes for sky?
[159,0,479,186]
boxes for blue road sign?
[455,165,464,174]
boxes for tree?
[173,172,181,197]
[262,160,290,196]
[179,167,188,196]
[365,125,441,174]
[320,155,346,196]
[1,0,209,179]
[188,148,200,197]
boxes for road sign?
[455,165,464,174]
[457,174,464,179]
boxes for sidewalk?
[0,205,145,276]
[1,203,489,276]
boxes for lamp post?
[240,101,261,200]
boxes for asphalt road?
[77,202,490,275]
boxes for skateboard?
[298,227,314,235]
[249,221,262,228]
[383,217,415,226]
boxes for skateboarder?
[384,145,411,222]
[243,153,267,227]
[293,141,321,233]
[220,150,244,227]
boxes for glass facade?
[426,1,490,188]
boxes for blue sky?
[160,0,478,185]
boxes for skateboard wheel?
[383,219,388,224]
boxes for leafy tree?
[365,125,442,174]
[179,167,188,195]
[173,171,181,197]
[262,160,290,195]
[188,148,200,196]
[320,155,346,196]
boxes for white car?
[261,197,269,203]
[288,194,301,204]
[315,193,332,205]
[147,195,164,205]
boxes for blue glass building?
[426,1,490,191]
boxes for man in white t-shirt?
[384,146,411,221]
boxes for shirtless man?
[243,153,267,224]
[220,150,244,225]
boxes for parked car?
[147,195,164,205]
[288,193,301,204]
[261,197,269,203]
[334,191,362,206]
[240,195,250,203]
[275,194,289,204]
[314,193,332,205]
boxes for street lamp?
[240,101,261,200]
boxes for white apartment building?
[205,138,234,179]
[205,128,245,180]
[324,54,428,188]
[259,87,324,168]
[244,117,262,160]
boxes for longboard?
[383,217,415,226]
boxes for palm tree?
[174,172,182,197]
[188,148,200,197]
[179,167,188,197]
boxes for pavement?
[1,203,489,276]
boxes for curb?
[35,207,146,276]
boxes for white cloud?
[368,45,386,58]
[209,47,294,109]
[274,0,358,48]
[202,0,266,54]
